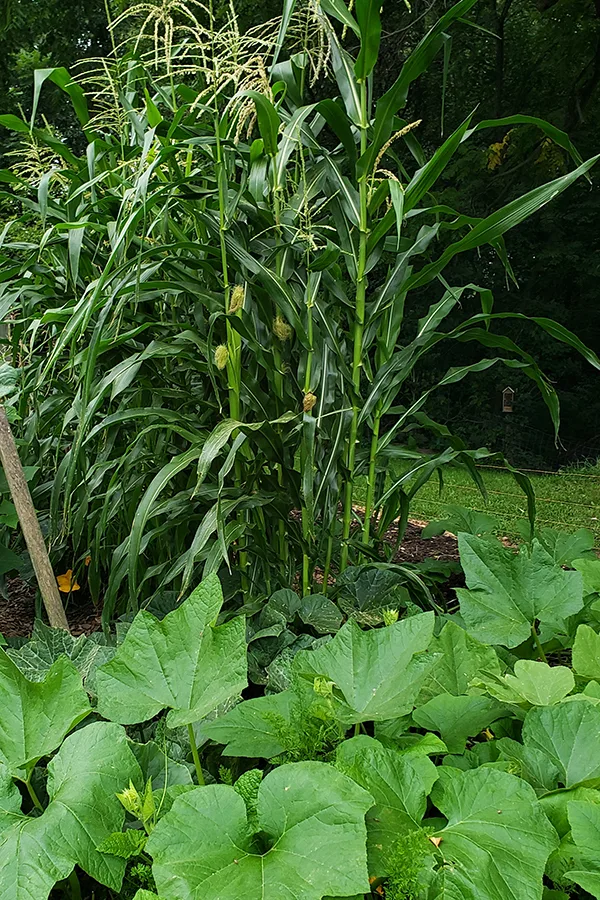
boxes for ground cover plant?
[1,0,600,616]
[1,537,600,899]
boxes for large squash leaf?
[129,740,193,790]
[147,761,373,900]
[572,624,600,681]
[428,767,559,900]
[539,786,600,838]
[201,690,296,758]
[456,535,583,648]
[536,527,596,566]
[96,574,247,726]
[474,659,575,706]
[336,735,438,876]
[418,620,502,703]
[0,806,68,900]
[565,800,600,897]
[412,694,506,753]
[421,506,498,539]
[0,766,20,835]
[522,699,600,789]
[292,612,435,723]
[335,566,410,626]
[0,651,90,775]
[496,737,561,796]
[0,721,141,900]
[7,620,114,693]
[573,558,600,596]
[509,660,574,705]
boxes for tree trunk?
[565,35,600,129]
[493,0,516,117]
[0,407,69,631]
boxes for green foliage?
[292,612,436,723]
[565,800,600,896]
[201,677,346,762]
[268,703,347,765]
[334,566,414,626]
[418,619,502,702]
[4,547,600,897]
[421,504,498,538]
[1,0,598,616]
[0,363,18,400]
[0,721,141,899]
[336,735,438,876]
[6,619,114,691]
[573,557,600,596]
[384,826,435,900]
[536,527,597,566]
[0,650,90,774]
[2,0,600,896]
[246,586,341,685]
[573,623,600,680]
[97,828,148,860]
[456,533,584,647]
[146,763,374,900]
[233,768,262,827]
[523,699,600,789]
[201,690,298,759]
[129,739,193,791]
[413,693,506,753]
[96,574,247,727]
[474,659,575,706]
[428,766,559,900]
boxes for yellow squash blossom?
[56,569,80,592]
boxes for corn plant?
[0,0,598,619]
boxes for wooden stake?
[0,406,69,630]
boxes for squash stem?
[25,777,43,812]
[68,871,82,900]
[531,623,548,664]
[188,723,205,786]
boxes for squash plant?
[3,542,600,898]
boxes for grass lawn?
[355,462,600,548]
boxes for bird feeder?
[502,386,515,413]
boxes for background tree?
[372,0,600,465]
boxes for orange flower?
[84,555,91,566]
[57,570,80,593]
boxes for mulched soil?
[389,520,460,564]
[0,577,102,638]
[0,518,462,638]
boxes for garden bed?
[0,520,462,637]
[0,577,102,637]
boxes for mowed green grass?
[354,462,600,547]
